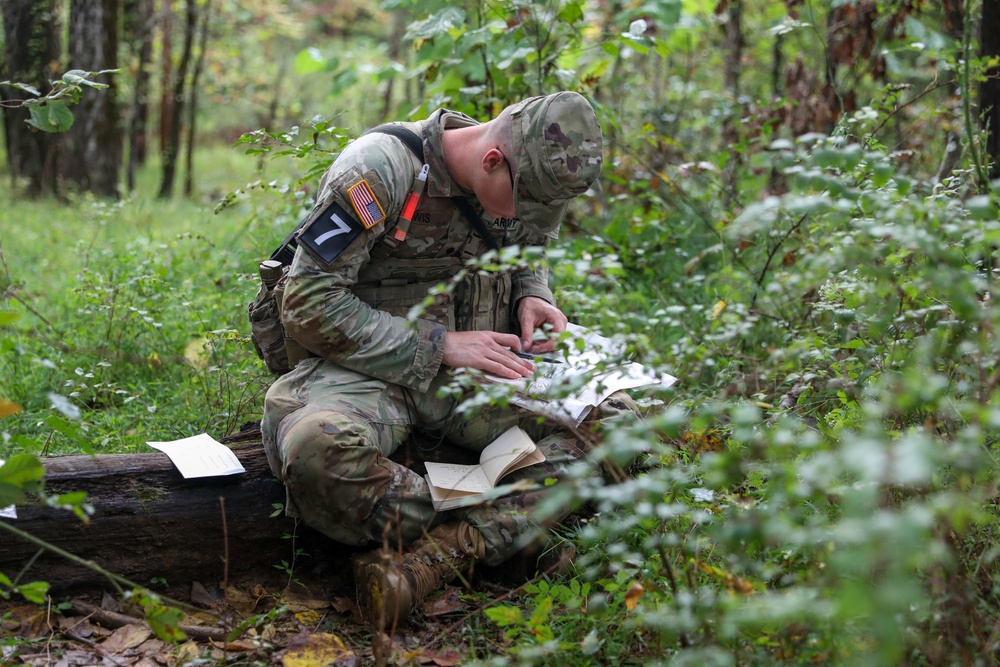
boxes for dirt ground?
[0,562,530,667]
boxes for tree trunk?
[158,0,196,199]
[0,441,343,593]
[62,0,122,198]
[158,1,173,156]
[183,0,212,198]
[722,0,743,96]
[126,0,155,193]
[982,0,1000,180]
[0,0,61,197]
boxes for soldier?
[260,91,638,626]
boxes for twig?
[62,629,129,666]
[69,600,227,641]
[866,78,954,141]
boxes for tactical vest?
[250,123,514,376]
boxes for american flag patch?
[347,180,385,229]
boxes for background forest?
[2,0,1000,665]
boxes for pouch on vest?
[248,261,292,376]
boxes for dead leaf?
[135,637,166,655]
[698,561,757,594]
[224,586,260,614]
[280,589,332,613]
[165,640,200,667]
[101,622,152,654]
[100,591,121,613]
[0,398,22,417]
[57,616,96,637]
[191,581,222,608]
[294,609,325,627]
[279,632,357,667]
[624,581,645,611]
[209,638,259,652]
[420,587,467,617]
[330,596,362,625]
[3,605,50,638]
[420,647,464,666]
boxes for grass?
[0,142,295,457]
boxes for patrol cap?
[509,91,604,237]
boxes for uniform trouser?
[261,357,638,567]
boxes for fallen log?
[0,427,480,594]
[0,429,343,593]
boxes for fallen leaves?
[277,631,357,667]
[100,623,152,653]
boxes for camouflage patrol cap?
[509,91,603,236]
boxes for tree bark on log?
[0,438,344,593]
[0,428,477,594]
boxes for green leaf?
[967,195,996,220]
[295,48,331,75]
[0,310,20,326]
[557,1,584,24]
[26,100,74,133]
[404,8,466,40]
[16,581,50,604]
[0,454,45,506]
[145,601,187,642]
[484,605,524,627]
[9,81,41,96]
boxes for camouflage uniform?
[261,92,637,566]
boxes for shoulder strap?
[269,124,498,263]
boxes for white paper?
[425,462,492,493]
[0,459,15,519]
[147,433,245,478]
[484,324,678,427]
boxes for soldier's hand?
[517,296,568,353]
[442,331,535,379]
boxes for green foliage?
[4,0,999,663]
[1,69,121,133]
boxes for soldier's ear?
[483,147,506,174]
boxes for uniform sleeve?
[508,224,557,307]
[280,136,447,393]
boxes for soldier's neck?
[441,126,483,193]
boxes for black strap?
[270,124,499,263]
[357,124,500,252]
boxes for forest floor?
[0,563,528,666]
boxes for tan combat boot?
[354,520,485,628]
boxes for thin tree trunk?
[380,10,406,121]
[126,0,155,193]
[0,0,61,197]
[158,2,173,156]
[62,0,122,198]
[722,0,743,96]
[772,34,784,97]
[183,0,212,198]
[256,57,287,173]
[982,0,1000,180]
[158,0,196,199]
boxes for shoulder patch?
[296,200,364,266]
[347,179,386,229]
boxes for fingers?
[519,302,568,352]
[442,331,534,378]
